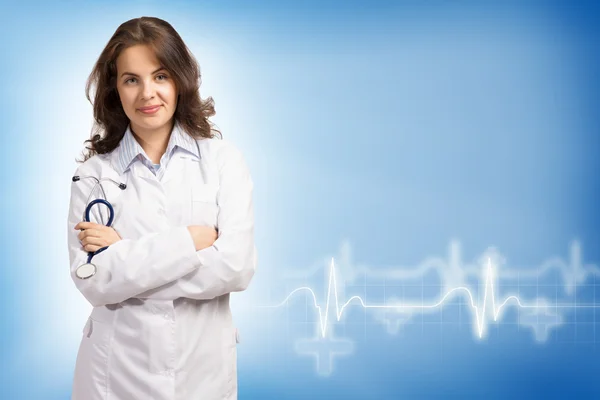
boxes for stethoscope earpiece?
[72,175,125,188]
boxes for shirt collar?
[114,121,200,175]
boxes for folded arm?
[67,164,201,307]
[135,142,257,301]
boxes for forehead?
[116,44,160,72]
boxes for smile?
[138,105,161,114]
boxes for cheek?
[117,89,136,114]
[158,84,178,105]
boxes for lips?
[138,105,161,114]
[138,105,161,111]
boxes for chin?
[133,118,171,130]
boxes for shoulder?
[69,154,113,196]
[195,136,247,169]
[71,152,113,176]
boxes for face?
[115,44,178,134]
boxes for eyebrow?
[120,67,167,78]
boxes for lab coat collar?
[112,121,200,176]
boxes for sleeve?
[67,163,202,307]
[134,142,257,301]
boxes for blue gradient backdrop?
[2,0,600,399]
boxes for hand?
[187,225,218,251]
[75,221,122,252]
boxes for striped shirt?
[114,122,200,180]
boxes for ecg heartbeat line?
[259,242,600,375]
[266,256,599,340]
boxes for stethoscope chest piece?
[76,263,97,280]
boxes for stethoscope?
[71,138,207,280]
[71,175,127,279]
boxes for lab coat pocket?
[72,317,114,399]
[146,319,173,374]
[222,327,239,395]
[191,183,219,227]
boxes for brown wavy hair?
[78,16,220,163]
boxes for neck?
[130,121,174,164]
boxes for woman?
[67,16,256,399]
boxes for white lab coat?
[68,131,256,400]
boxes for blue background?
[1,0,600,399]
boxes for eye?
[157,74,168,81]
[125,77,137,84]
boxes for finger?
[83,244,101,252]
[79,229,100,240]
[75,222,104,230]
[75,222,93,230]
[82,236,108,247]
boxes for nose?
[140,79,156,100]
